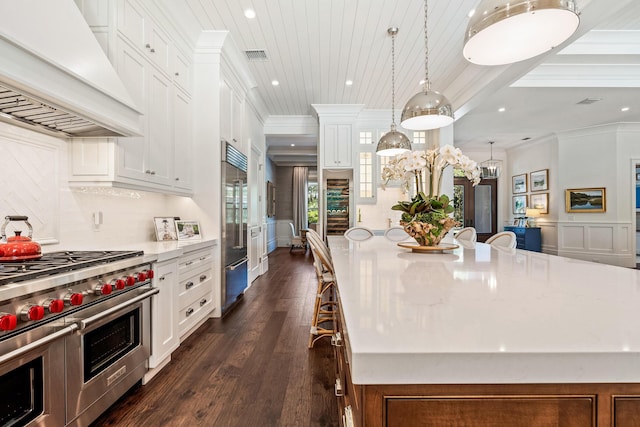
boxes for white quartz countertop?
[45,238,218,263]
[327,236,640,385]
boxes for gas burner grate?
[0,250,143,285]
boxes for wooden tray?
[397,242,459,253]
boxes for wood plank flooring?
[91,248,338,427]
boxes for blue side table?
[503,226,541,252]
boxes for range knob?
[144,269,154,279]
[43,298,64,313]
[64,292,84,306]
[20,304,45,321]
[125,275,136,286]
[94,283,113,296]
[111,278,126,290]
[0,313,17,331]
[136,271,147,282]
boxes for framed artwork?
[512,174,527,194]
[175,220,202,241]
[529,193,549,214]
[565,188,606,213]
[530,169,549,192]
[267,181,276,217]
[154,217,179,241]
[512,195,527,215]
[637,173,640,181]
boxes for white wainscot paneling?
[558,222,634,268]
[538,222,558,254]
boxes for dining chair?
[454,227,477,242]
[485,231,517,248]
[384,226,410,242]
[344,226,375,241]
[289,223,305,252]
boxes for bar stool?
[306,230,336,348]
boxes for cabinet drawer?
[178,248,213,275]
[178,269,212,309]
[178,290,213,336]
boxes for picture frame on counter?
[530,193,549,214]
[175,220,202,241]
[512,195,527,215]
[530,169,549,192]
[565,188,606,213]
[154,217,180,241]
[512,174,527,194]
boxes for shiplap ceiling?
[160,0,640,163]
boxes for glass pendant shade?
[400,89,454,130]
[376,125,412,156]
[480,141,502,179]
[463,0,580,66]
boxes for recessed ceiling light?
[271,80,279,86]
[621,107,630,112]
[244,9,256,19]
[418,79,426,85]
[345,80,353,86]
[498,107,506,112]
[290,143,296,147]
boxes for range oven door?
[0,322,75,427]
[65,287,156,427]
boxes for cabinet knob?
[200,274,207,282]
[175,177,180,181]
[186,308,194,317]
[175,72,180,76]
[145,43,151,49]
[150,48,155,53]
[185,281,194,290]
[200,299,207,307]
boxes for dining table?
[326,235,640,427]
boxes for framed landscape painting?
[530,169,549,192]
[565,188,606,213]
[512,174,527,194]
[530,193,548,214]
[512,195,527,215]
[175,220,202,240]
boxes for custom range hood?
[0,0,141,138]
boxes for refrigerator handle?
[238,178,244,249]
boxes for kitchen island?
[327,236,640,426]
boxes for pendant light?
[400,0,454,131]
[480,141,502,179]
[463,0,580,66]
[376,27,412,156]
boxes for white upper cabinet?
[322,123,353,168]
[70,0,193,195]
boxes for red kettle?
[0,216,42,261]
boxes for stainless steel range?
[0,250,158,427]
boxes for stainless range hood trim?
[0,34,142,138]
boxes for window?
[412,131,426,145]
[359,131,374,145]
[359,152,373,198]
[307,181,318,224]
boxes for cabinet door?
[219,79,232,143]
[147,69,173,185]
[323,124,352,168]
[117,0,145,48]
[173,50,191,94]
[116,40,148,181]
[231,91,243,145]
[149,260,179,368]
[173,89,193,191]
[144,21,171,73]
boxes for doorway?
[453,177,497,242]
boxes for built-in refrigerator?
[221,142,248,314]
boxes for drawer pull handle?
[185,261,193,266]
[159,276,165,281]
[199,274,207,282]
[200,299,207,307]
[334,378,343,397]
[186,308,194,317]
[199,256,206,261]
[331,332,343,347]
[185,281,194,290]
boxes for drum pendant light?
[376,27,412,156]
[400,0,454,131]
[463,0,580,66]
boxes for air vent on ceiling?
[577,98,603,105]
[244,49,269,61]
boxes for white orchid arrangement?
[382,145,481,245]
[382,144,481,196]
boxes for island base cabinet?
[347,383,640,427]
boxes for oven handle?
[78,288,159,330]
[0,323,78,365]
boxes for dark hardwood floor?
[91,248,338,427]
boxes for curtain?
[292,166,308,235]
